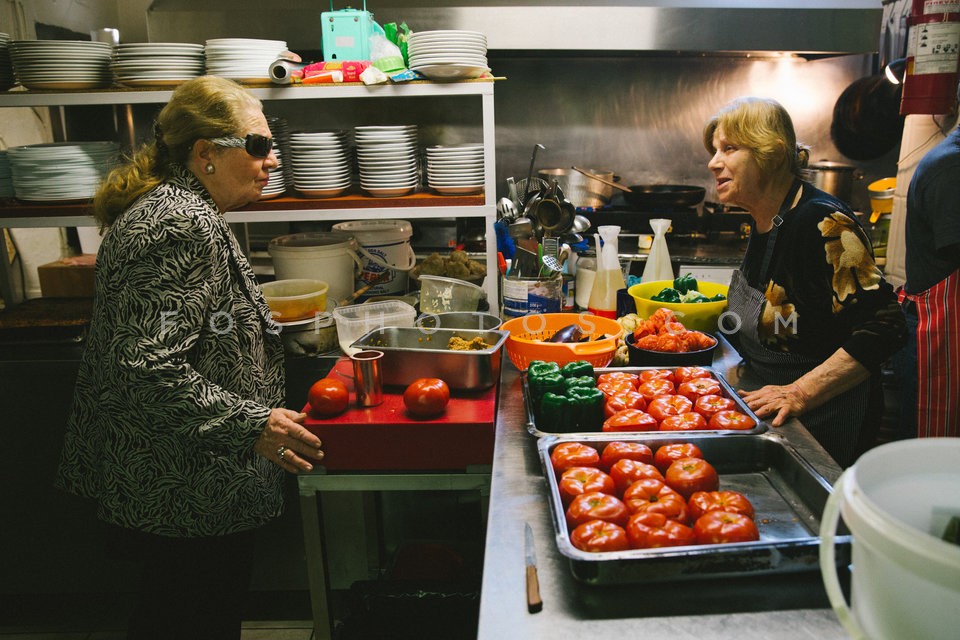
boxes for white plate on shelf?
[363,185,417,197]
[429,184,484,195]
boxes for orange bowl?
[500,312,623,370]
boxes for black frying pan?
[624,184,706,210]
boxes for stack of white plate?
[0,33,13,91]
[260,148,287,200]
[289,131,352,198]
[0,150,13,198]
[407,30,489,81]
[204,38,287,83]
[9,40,112,90]
[425,144,485,195]
[355,125,419,197]
[112,42,205,87]
[7,141,119,202]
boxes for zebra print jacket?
[56,164,287,537]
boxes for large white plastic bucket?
[267,232,362,304]
[331,219,415,297]
[819,438,960,640]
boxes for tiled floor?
[0,620,314,640]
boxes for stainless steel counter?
[477,336,849,639]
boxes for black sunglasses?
[210,133,274,158]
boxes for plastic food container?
[499,312,622,370]
[332,299,416,355]
[415,311,502,331]
[418,274,486,314]
[628,280,729,332]
[260,279,329,322]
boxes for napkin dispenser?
[321,1,381,61]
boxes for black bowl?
[625,332,718,367]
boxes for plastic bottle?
[587,225,625,318]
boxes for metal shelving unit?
[0,81,498,305]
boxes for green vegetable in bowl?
[710,293,727,302]
[680,290,709,303]
[651,287,681,303]
[674,273,699,295]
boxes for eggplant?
[549,323,583,343]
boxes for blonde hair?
[702,97,809,177]
[93,76,263,227]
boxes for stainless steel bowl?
[351,326,509,390]
[276,313,338,356]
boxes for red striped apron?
[899,267,960,438]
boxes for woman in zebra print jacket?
[56,76,324,640]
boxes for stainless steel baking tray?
[522,366,768,436]
[538,432,850,584]
[351,327,508,390]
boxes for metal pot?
[802,160,863,205]
[624,184,706,210]
[538,167,617,208]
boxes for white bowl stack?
[407,30,489,81]
[10,40,112,90]
[7,141,119,202]
[0,150,13,198]
[355,125,419,197]
[289,131,352,198]
[112,42,205,87]
[204,38,287,83]
[425,143,485,195]
[0,33,13,91]
[261,148,287,200]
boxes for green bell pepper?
[566,386,606,432]
[651,287,681,303]
[710,293,727,302]
[674,273,699,295]
[560,360,595,379]
[527,360,565,405]
[539,392,576,433]
[563,375,596,393]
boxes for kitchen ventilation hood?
[147,1,881,56]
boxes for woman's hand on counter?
[737,382,809,427]
[254,408,324,473]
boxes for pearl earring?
[205,163,215,174]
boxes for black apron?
[726,183,871,467]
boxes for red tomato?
[693,510,760,545]
[693,394,737,421]
[596,372,640,389]
[597,380,638,398]
[677,377,722,402]
[598,441,654,471]
[603,391,647,418]
[307,377,349,417]
[569,519,630,553]
[637,379,675,402]
[626,511,696,549]
[688,490,756,521]
[708,410,756,430]
[638,369,676,385]
[558,466,616,506]
[602,409,658,433]
[653,442,704,474]
[659,412,708,431]
[674,366,713,384]
[609,458,664,494]
[622,478,690,522]
[550,442,600,473]
[646,394,694,423]
[566,491,630,529]
[664,457,720,500]
[402,378,450,418]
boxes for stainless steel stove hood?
[147,1,882,56]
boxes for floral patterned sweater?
[56,166,286,537]
[738,180,906,371]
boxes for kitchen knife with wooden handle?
[524,522,543,613]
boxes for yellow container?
[868,177,896,219]
[627,280,730,332]
[261,279,329,322]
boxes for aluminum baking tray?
[351,326,508,390]
[522,365,768,437]
[538,432,850,584]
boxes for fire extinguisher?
[900,0,960,115]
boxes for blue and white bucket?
[331,219,416,297]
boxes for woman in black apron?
[703,97,906,467]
